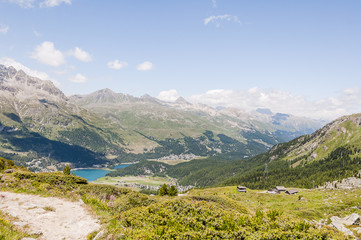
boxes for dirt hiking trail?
[0,191,101,240]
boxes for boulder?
[329,213,361,237]
[344,213,361,226]
[329,221,354,236]
[330,213,360,226]
[4,169,14,173]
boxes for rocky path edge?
[0,191,101,240]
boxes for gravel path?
[0,191,101,240]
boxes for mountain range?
[0,64,323,171]
[121,112,360,188]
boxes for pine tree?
[63,165,71,175]
[168,185,178,196]
[159,184,168,196]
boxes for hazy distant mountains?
[0,64,324,171]
[70,88,323,150]
[119,112,361,188]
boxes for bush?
[14,171,87,186]
[139,189,158,195]
[267,209,283,221]
[63,165,71,175]
[0,157,15,171]
[168,185,178,196]
[79,184,131,200]
[159,184,168,196]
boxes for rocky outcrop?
[329,213,361,236]
[0,65,66,101]
[319,176,361,190]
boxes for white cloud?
[187,87,361,121]
[0,24,9,34]
[204,14,241,27]
[137,61,153,71]
[0,57,60,86]
[6,0,70,8]
[107,60,128,70]
[33,30,41,37]
[211,0,216,8]
[31,41,65,67]
[68,47,92,62]
[40,0,71,7]
[69,73,87,83]
[156,89,180,102]
[7,0,35,8]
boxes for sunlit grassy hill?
[222,113,361,189]
[0,157,349,239]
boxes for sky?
[0,0,361,121]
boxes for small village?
[153,153,200,162]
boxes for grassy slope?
[281,113,361,164]
[190,186,361,222]
[73,101,240,141]
[0,157,348,239]
[94,175,173,187]
[0,210,31,240]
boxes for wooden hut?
[267,189,280,194]
[237,186,247,193]
[285,189,298,195]
[275,186,286,192]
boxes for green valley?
[0,65,322,172]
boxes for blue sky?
[1,0,361,120]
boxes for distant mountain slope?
[70,89,323,158]
[0,64,324,171]
[168,113,361,188]
[0,65,130,170]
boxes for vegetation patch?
[0,211,30,240]
[114,199,342,239]
[0,156,352,239]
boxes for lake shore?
[71,163,133,171]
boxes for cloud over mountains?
[187,87,361,121]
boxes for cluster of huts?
[237,185,299,195]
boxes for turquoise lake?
[71,164,131,182]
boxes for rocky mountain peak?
[174,97,191,105]
[70,88,139,105]
[0,64,66,101]
[98,88,116,95]
[140,94,161,104]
